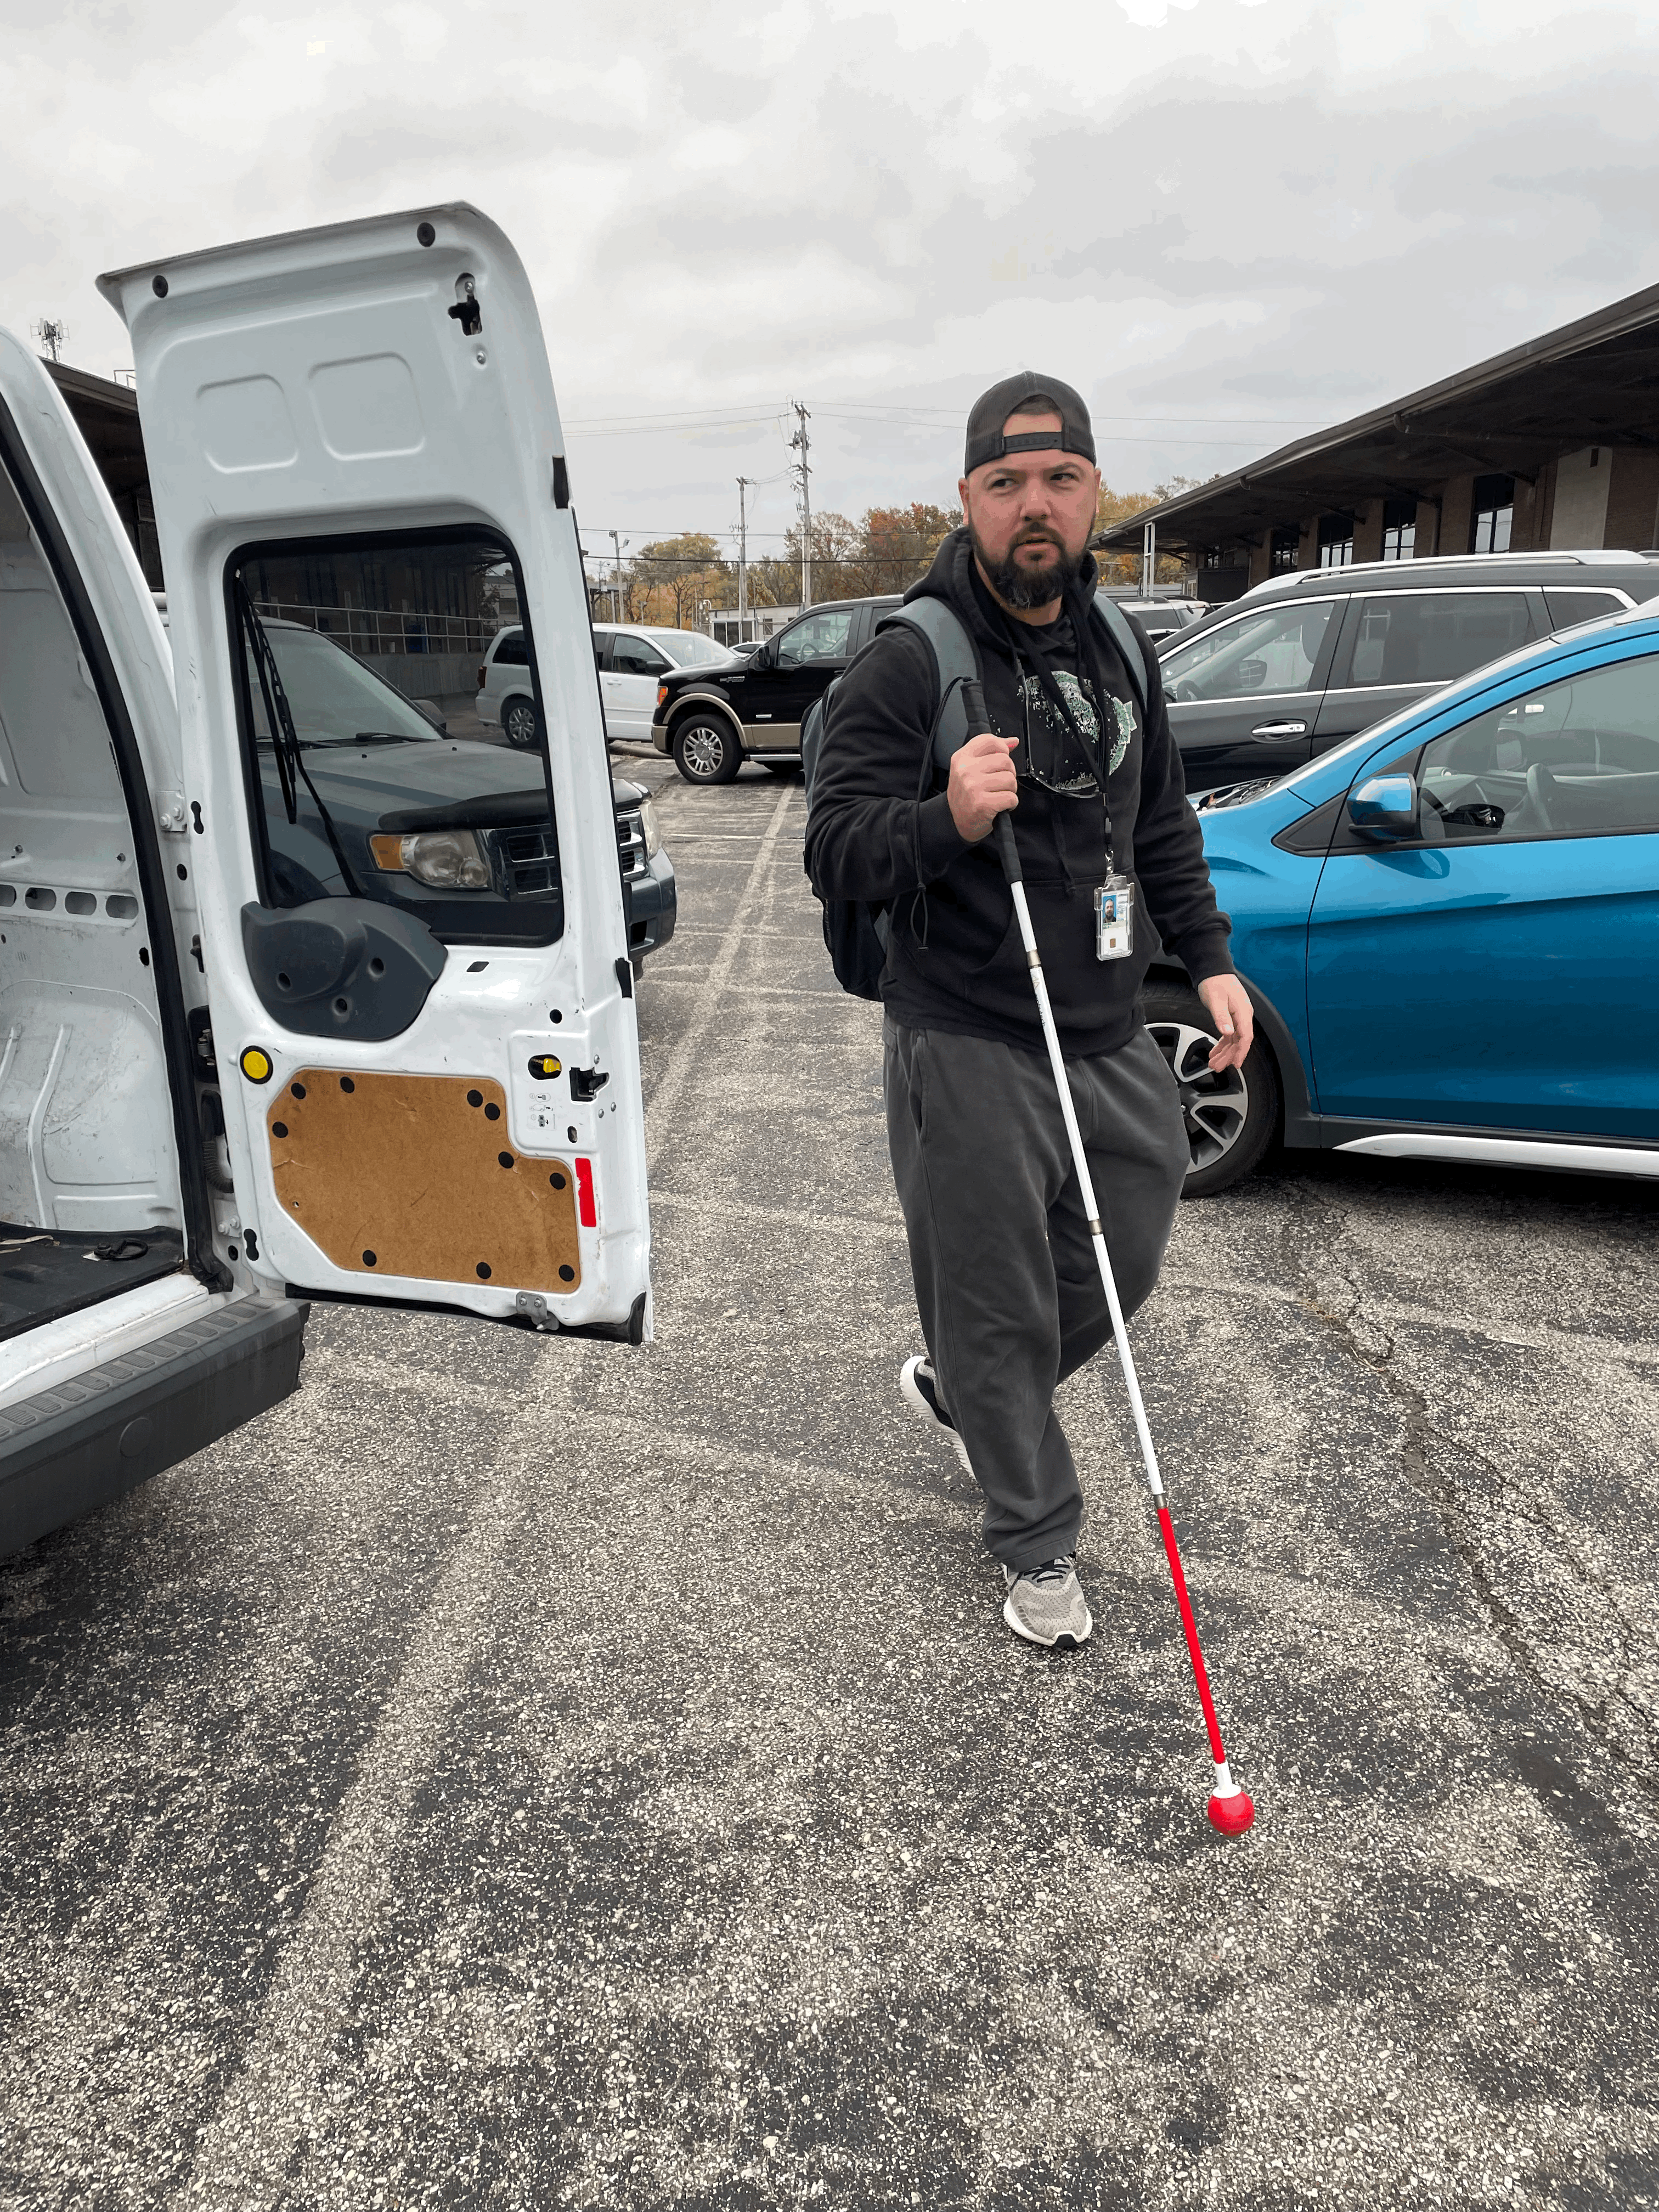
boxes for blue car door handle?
[1250,719,1308,738]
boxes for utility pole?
[32,319,66,364]
[789,402,812,609]
[736,476,753,640]
[609,529,626,623]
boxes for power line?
[564,398,1332,430]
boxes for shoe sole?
[899,1357,975,1479]
[1002,1592,1094,1651]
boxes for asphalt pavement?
[4,754,1658,2210]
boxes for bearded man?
[804,373,1253,1649]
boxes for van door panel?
[101,205,650,1331]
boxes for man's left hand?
[1197,973,1255,1073]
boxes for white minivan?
[478,620,727,746]
[0,206,652,1557]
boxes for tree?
[624,535,731,626]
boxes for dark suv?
[1157,550,1659,794]
[652,596,900,783]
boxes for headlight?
[369,828,492,889]
[637,795,662,859]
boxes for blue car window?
[1419,652,1659,842]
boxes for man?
[804,373,1253,1650]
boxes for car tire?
[672,714,742,785]
[1141,978,1279,1198]
[503,696,540,749]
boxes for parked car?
[1140,595,1659,1195]
[1101,594,1208,640]
[1,207,656,1558]
[1154,550,1659,794]
[653,596,901,783]
[478,620,727,747]
[195,617,674,971]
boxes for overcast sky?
[5,0,1657,572]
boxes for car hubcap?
[1145,1018,1250,1175]
[507,704,535,744]
[681,723,725,777]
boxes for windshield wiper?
[236,582,365,898]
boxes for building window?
[1381,498,1417,562]
[1318,514,1354,569]
[1199,545,1229,570]
[1470,475,1514,554]
[1270,526,1299,573]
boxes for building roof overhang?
[43,360,148,499]
[1097,279,1659,552]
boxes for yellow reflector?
[240,1046,273,1084]
[369,833,408,871]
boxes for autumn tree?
[622,534,732,626]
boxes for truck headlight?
[369,828,492,889]
[638,796,662,859]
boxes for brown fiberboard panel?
[268,1070,581,1290]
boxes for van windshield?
[245,624,443,746]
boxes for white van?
[478,620,728,746]
[0,205,651,1556]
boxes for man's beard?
[969,521,1088,611]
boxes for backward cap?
[964,373,1095,477]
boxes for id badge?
[1096,873,1134,961]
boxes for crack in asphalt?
[1278,1183,1659,1795]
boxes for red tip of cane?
[1207,1788,1255,1836]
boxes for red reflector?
[574,1157,596,1228]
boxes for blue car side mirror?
[1348,771,1419,838]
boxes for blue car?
[1143,599,1659,1195]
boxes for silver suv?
[1157,550,1659,793]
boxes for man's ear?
[957,475,970,515]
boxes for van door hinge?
[515,1291,560,1333]
[156,794,189,834]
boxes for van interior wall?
[0,457,184,1335]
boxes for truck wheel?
[1141,979,1279,1198]
[673,715,742,785]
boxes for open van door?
[99,206,650,1339]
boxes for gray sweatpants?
[884,1018,1189,1573]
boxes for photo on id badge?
[1096,876,1133,960]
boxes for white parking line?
[174,1350,594,2209]
[644,781,796,1171]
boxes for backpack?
[801,593,1155,1000]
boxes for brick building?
[1097,280,1659,601]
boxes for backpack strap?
[876,600,982,778]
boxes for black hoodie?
[803,528,1234,1057]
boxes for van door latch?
[569,1066,610,1102]
[448,273,482,336]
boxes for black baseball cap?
[964,373,1096,477]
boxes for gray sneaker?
[899,1356,975,1479]
[1002,1555,1093,1650]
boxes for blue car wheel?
[1142,979,1280,1197]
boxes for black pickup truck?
[652,596,900,783]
